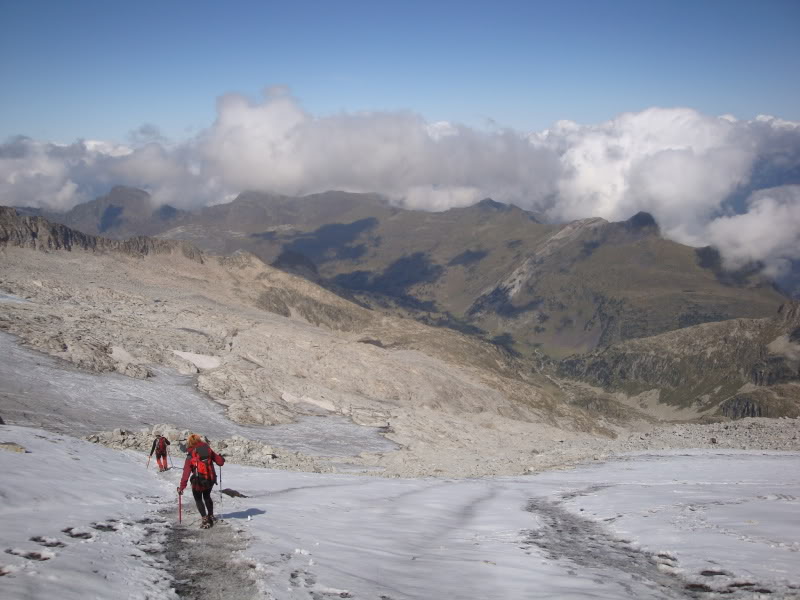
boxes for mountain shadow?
[99,205,124,233]
[282,218,378,263]
[448,249,489,267]
[271,250,319,280]
[490,333,521,356]
[333,252,444,310]
[467,286,544,318]
[155,204,180,221]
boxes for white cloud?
[403,185,483,211]
[82,140,133,157]
[1,93,799,277]
[0,137,86,210]
[195,89,559,205]
[539,108,756,232]
[707,185,800,276]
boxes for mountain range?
[18,187,788,360]
[6,187,799,422]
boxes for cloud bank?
[1,89,800,276]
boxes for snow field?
[1,426,177,599]
[539,451,800,595]
[214,452,800,599]
[3,425,800,599]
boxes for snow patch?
[171,350,221,369]
[282,391,335,413]
[0,291,29,303]
[110,345,138,364]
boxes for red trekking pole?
[178,491,182,524]
[219,465,223,520]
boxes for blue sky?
[1,0,798,144]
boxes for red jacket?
[149,436,170,456]
[179,442,225,492]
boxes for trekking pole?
[219,465,224,520]
[168,447,173,469]
[178,491,182,524]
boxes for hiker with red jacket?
[149,434,171,472]
[177,433,225,529]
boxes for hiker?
[177,433,225,529]
[149,434,171,472]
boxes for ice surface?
[171,349,221,369]
[224,452,800,599]
[0,426,176,599]
[3,426,799,599]
[0,291,29,303]
[533,451,800,589]
[0,332,396,456]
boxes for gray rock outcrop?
[86,425,326,472]
[558,302,800,418]
[0,206,202,261]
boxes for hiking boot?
[200,516,212,529]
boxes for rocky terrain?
[0,205,201,261]
[2,207,799,478]
[84,417,800,479]
[85,425,326,473]
[22,187,787,358]
[559,303,800,419]
[1,208,612,477]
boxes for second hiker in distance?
[149,433,171,472]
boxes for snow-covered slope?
[227,453,800,599]
[3,425,799,599]
[0,426,177,598]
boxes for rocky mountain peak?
[476,198,511,211]
[0,206,203,262]
[623,211,659,232]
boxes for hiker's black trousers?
[192,488,214,517]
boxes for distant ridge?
[558,300,800,419]
[0,206,202,262]
[13,186,188,240]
